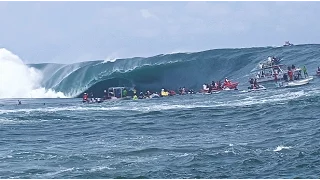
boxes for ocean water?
[1,80,320,178]
[1,44,320,178]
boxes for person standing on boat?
[274,57,280,65]
[224,78,231,87]
[90,92,94,102]
[203,84,208,91]
[267,57,272,66]
[211,81,215,87]
[103,90,108,100]
[83,93,88,102]
[283,73,289,82]
[132,94,138,100]
[139,91,144,99]
[248,78,254,89]
[182,87,186,94]
[287,67,293,81]
[274,70,278,82]
[256,73,260,79]
[146,90,151,98]
[297,70,302,80]
[214,81,218,89]
[288,70,293,81]
[122,88,127,97]
[208,84,213,93]
[302,65,308,78]
[253,78,259,88]
[249,78,254,84]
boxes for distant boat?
[107,87,132,100]
[283,41,294,47]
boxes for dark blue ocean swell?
[28,44,320,97]
[1,84,320,178]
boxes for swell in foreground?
[0,82,320,178]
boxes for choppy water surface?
[1,81,320,178]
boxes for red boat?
[222,82,239,90]
[200,81,239,93]
[169,90,176,96]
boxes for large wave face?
[0,48,66,98]
[26,44,320,98]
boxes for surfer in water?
[18,100,21,105]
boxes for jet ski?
[223,82,239,90]
[248,85,266,92]
[149,93,160,98]
[83,98,104,103]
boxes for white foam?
[214,90,306,108]
[102,53,119,63]
[0,103,210,115]
[273,145,292,152]
[0,48,67,98]
[103,57,118,63]
[89,166,114,172]
[44,167,75,177]
[0,117,48,124]
[0,88,317,115]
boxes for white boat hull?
[277,77,313,88]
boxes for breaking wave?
[3,44,320,98]
[0,48,66,98]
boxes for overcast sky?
[1,1,320,64]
